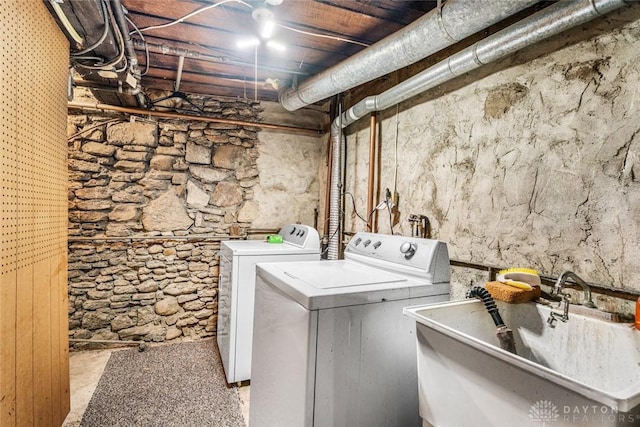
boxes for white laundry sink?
[403,300,640,427]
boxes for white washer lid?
[257,260,449,310]
[283,262,407,289]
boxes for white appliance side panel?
[234,253,319,382]
[314,295,449,427]
[216,252,236,383]
[250,275,318,427]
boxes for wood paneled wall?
[1,1,70,426]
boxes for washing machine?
[249,232,451,427]
[217,224,320,384]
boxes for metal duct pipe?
[325,0,629,259]
[280,0,539,111]
[327,112,343,260]
[74,78,142,96]
[367,113,377,231]
[111,0,137,71]
[131,39,309,76]
[111,0,145,105]
[343,0,628,127]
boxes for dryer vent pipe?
[322,0,539,261]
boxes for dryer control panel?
[279,224,320,249]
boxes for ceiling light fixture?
[237,37,260,48]
[266,40,285,51]
[260,18,275,39]
[252,7,275,39]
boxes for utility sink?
[403,300,640,427]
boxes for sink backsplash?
[450,266,636,320]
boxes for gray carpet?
[80,339,245,427]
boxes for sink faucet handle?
[547,292,571,326]
[560,292,571,319]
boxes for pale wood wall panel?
[1,1,19,423]
[50,259,63,427]
[55,260,71,424]
[58,261,70,426]
[15,265,33,427]
[33,260,53,427]
[1,1,69,426]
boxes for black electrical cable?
[382,189,394,235]
[71,55,104,62]
[150,92,206,113]
[73,0,126,70]
[320,212,343,257]
[388,201,394,235]
[321,196,363,257]
[343,192,369,224]
[72,0,110,56]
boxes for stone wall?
[252,130,326,228]
[68,239,219,344]
[343,8,640,316]
[67,98,324,347]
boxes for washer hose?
[466,286,517,354]
[466,286,505,327]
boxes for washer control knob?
[372,241,381,249]
[290,227,297,235]
[354,238,362,246]
[400,242,417,259]
[363,239,371,247]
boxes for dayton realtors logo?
[529,400,640,425]
[529,400,560,426]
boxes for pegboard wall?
[1,1,68,275]
[1,0,70,426]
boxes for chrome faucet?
[547,271,595,326]
[552,271,596,308]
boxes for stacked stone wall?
[67,99,263,348]
[68,239,219,345]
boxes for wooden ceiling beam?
[140,75,279,102]
[143,65,278,92]
[127,13,353,70]
[122,0,402,45]
[131,35,323,78]
[144,53,292,83]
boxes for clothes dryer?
[217,224,320,383]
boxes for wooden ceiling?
[53,0,438,107]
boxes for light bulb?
[266,40,285,51]
[261,19,275,39]
[237,37,260,48]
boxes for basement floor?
[62,342,251,427]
